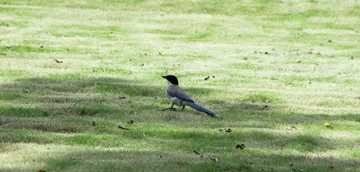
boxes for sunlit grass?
[1,0,360,171]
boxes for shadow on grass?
[2,147,358,172]
[1,76,272,119]
[0,77,161,116]
[0,119,356,154]
[49,149,359,171]
[0,76,221,110]
[1,76,162,95]
[0,75,359,133]
[0,76,225,133]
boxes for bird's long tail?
[186,102,220,117]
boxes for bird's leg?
[161,103,174,111]
[181,106,185,111]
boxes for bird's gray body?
[166,81,193,106]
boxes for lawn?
[1,0,360,171]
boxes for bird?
[161,75,220,117]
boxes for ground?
[0,0,360,171]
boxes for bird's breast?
[170,97,187,106]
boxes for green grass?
[1,0,360,171]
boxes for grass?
[1,0,360,171]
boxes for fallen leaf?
[210,156,219,162]
[118,125,130,130]
[194,150,200,155]
[324,122,332,128]
[118,96,126,99]
[226,128,232,133]
[316,51,322,55]
[236,144,245,150]
[287,126,296,130]
[328,40,332,42]
[54,59,63,63]
[204,76,210,80]
[127,120,134,124]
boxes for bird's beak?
[162,76,166,79]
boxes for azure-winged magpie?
[161,75,220,117]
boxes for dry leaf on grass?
[236,144,245,150]
[54,59,63,63]
[118,125,130,130]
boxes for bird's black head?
[162,75,179,85]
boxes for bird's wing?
[167,87,194,103]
